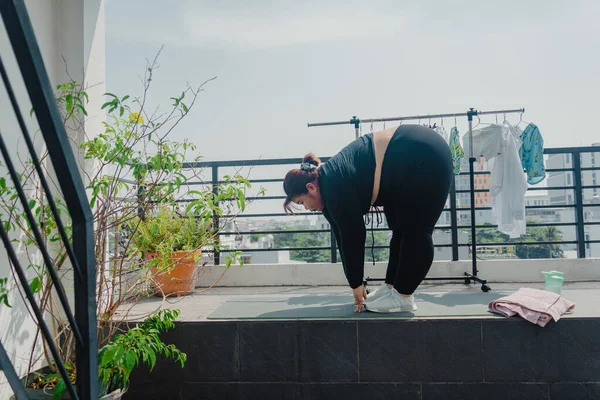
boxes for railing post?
[572,152,586,258]
[72,201,97,400]
[330,227,337,263]
[467,109,478,277]
[0,341,28,399]
[212,166,220,265]
[449,175,459,261]
[136,169,145,220]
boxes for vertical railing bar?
[212,166,220,265]
[468,162,478,273]
[0,55,83,282]
[449,175,459,261]
[0,340,28,400]
[136,168,145,219]
[0,218,78,400]
[0,133,84,346]
[572,151,586,258]
[330,226,337,263]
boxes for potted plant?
[21,310,186,400]
[128,206,212,297]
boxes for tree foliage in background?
[474,222,565,259]
[274,228,330,263]
[269,227,390,263]
[515,225,564,259]
[364,231,390,263]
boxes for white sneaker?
[364,283,392,303]
[365,288,418,313]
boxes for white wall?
[195,258,600,287]
[0,1,105,398]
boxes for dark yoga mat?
[207,291,510,320]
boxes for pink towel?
[488,287,575,327]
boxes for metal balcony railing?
[171,147,600,265]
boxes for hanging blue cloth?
[449,126,464,175]
[519,123,546,185]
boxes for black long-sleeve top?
[319,133,376,289]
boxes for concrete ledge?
[196,258,600,287]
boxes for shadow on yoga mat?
[207,291,510,320]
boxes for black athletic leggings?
[376,125,454,294]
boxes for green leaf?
[30,107,35,117]
[76,103,88,116]
[125,351,136,371]
[52,378,66,400]
[101,101,112,110]
[147,349,157,369]
[114,347,125,364]
[182,103,189,113]
[104,92,118,98]
[0,295,10,308]
[42,373,61,382]
[119,106,124,117]
[121,95,130,102]
[65,94,73,114]
[102,346,117,366]
[29,277,42,294]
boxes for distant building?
[243,235,295,264]
[524,192,561,224]
[556,199,600,258]
[545,145,600,257]
[432,230,470,260]
[455,157,491,206]
[546,144,600,205]
[454,157,493,225]
[203,231,295,265]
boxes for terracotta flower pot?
[146,250,201,297]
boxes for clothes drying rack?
[307,107,525,292]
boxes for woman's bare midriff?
[371,126,398,205]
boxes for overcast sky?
[105,0,600,163]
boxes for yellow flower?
[128,112,144,124]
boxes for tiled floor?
[115,281,600,322]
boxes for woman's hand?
[353,285,368,312]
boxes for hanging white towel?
[434,125,449,143]
[463,123,528,238]
[462,124,504,159]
